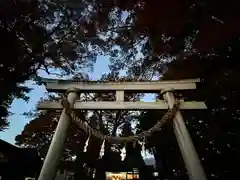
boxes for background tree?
[0,0,44,129]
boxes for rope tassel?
[133,141,136,148]
[99,139,105,159]
[120,145,126,161]
[83,134,90,152]
[141,136,147,157]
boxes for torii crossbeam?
[37,78,207,180]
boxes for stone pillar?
[163,91,207,180]
[38,88,80,180]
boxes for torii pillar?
[38,88,80,180]
[163,91,207,180]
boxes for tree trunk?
[74,152,86,180]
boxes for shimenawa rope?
[61,97,179,144]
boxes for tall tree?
[0,0,44,129]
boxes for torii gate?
[37,78,208,180]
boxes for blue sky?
[0,55,110,144]
[0,55,156,145]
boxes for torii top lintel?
[41,78,200,93]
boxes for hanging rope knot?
[99,139,106,159]
[61,99,71,114]
[160,88,176,98]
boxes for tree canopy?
[2,0,240,128]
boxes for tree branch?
[86,93,106,130]
[111,110,128,136]
[48,18,65,37]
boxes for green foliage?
[0,0,42,129]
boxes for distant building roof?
[0,139,19,155]
[0,139,42,178]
